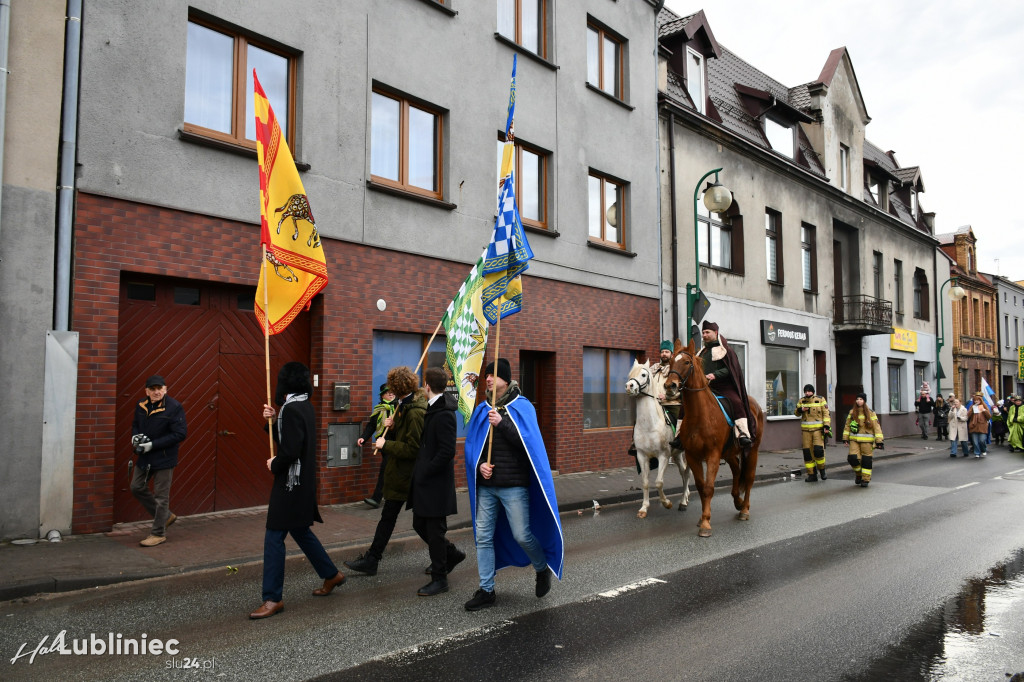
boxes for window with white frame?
[765,118,793,158]
[839,144,850,192]
[765,209,782,284]
[888,361,904,412]
[698,191,731,269]
[686,47,705,114]
[801,224,816,292]
[765,346,799,417]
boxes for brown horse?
[662,339,765,537]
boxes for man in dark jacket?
[407,367,465,597]
[464,358,563,612]
[131,375,187,547]
[250,362,344,620]
[344,365,427,576]
[695,321,753,448]
[914,384,935,440]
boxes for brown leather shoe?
[166,513,177,527]
[312,572,346,596]
[248,600,284,619]
[139,535,166,547]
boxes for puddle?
[850,548,1024,680]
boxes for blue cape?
[464,393,564,580]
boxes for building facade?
[4,0,667,538]
[939,227,999,400]
[656,9,940,448]
[990,274,1024,398]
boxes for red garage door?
[114,276,310,522]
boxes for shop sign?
[1018,346,1024,380]
[760,320,809,348]
[890,328,918,352]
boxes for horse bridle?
[666,354,710,395]
[628,369,660,401]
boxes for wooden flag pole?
[486,313,501,465]
[261,244,275,460]
[373,317,445,454]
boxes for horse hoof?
[738,512,750,521]
[698,528,712,538]
[637,510,647,519]
[662,500,673,509]
[677,503,687,511]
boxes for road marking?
[955,482,979,489]
[598,577,667,598]
[1004,468,1024,476]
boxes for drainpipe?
[653,0,665,341]
[667,112,679,341]
[0,0,11,250]
[54,0,82,331]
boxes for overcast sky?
[665,1,1024,282]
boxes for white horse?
[625,360,691,519]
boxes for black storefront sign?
[760,319,809,348]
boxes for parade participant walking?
[689,321,754,448]
[794,384,831,482]
[933,395,950,442]
[991,399,1008,446]
[1007,395,1024,453]
[407,367,464,597]
[967,392,991,458]
[344,366,426,576]
[358,383,397,508]
[914,384,935,440]
[250,362,344,620]
[130,375,188,547]
[947,394,970,457]
[842,392,884,487]
[463,358,564,612]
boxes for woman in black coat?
[406,367,463,596]
[249,362,345,619]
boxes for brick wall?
[72,193,659,532]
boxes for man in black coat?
[249,362,345,620]
[407,367,465,597]
[131,375,188,547]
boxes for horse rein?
[627,370,660,401]
[666,355,711,395]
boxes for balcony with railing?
[833,295,893,335]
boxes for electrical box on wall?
[326,423,361,467]
[332,382,350,411]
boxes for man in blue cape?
[463,358,564,611]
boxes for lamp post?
[687,169,732,344]
[936,276,966,396]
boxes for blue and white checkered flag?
[980,377,996,411]
[480,173,533,324]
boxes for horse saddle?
[711,392,735,426]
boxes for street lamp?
[686,169,732,344]
[936,276,966,396]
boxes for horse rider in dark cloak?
[686,320,754,448]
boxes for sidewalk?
[0,435,947,601]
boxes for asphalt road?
[3,453,1024,681]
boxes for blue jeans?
[262,526,339,602]
[950,438,968,456]
[475,486,547,592]
[969,432,987,456]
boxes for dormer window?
[910,189,918,218]
[765,118,793,159]
[686,47,705,114]
[839,144,850,192]
[868,175,888,211]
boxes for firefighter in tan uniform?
[795,384,831,482]
[842,392,884,488]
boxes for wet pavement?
[0,435,1003,601]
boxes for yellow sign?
[890,328,918,352]
[1018,346,1024,381]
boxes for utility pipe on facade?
[54,0,82,331]
[0,0,11,250]
[667,113,680,341]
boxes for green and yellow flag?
[253,70,328,334]
[443,250,489,424]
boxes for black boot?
[343,553,379,576]
[805,472,818,482]
[417,578,449,597]
[536,568,552,598]
[818,467,827,481]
